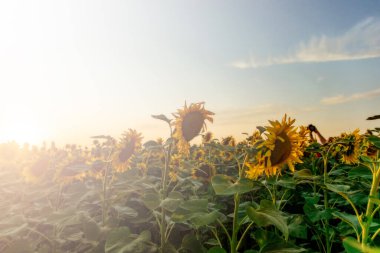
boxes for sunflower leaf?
[152,114,171,124]
[246,200,289,240]
[211,174,254,196]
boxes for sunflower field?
[1,102,380,253]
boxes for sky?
[0,0,379,147]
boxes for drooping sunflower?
[245,114,303,180]
[362,138,378,160]
[112,129,143,173]
[339,129,361,164]
[173,102,214,154]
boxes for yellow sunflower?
[54,160,89,184]
[192,148,206,161]
[202,131,214,144]
[112,129,143,173]
[173,102,214,154]
[192,162,216,182]
[298,125,311,149]
[362,138,378,160]
[340,129,361,164]
[245,114,303,180]
[22,156,50,183]
[221,136,236,146]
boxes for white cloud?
[233,17,380,69]
[321,88,380,105]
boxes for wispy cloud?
[321,88,380,105]
[232,17,380,69]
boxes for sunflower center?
[182,111,204,141]
[270,131,292,166]
[118,141,135,162]
[346,143,355,156]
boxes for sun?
[0,113,50,145]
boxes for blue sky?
[0,0,379,146]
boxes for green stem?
[362,163,380,247]
[211,228,223,249]
[160,123,173,253]
[231,193,240,253]
[323,155,331,253]
[236,222,254,251]
[217,219,232,247]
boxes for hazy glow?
[0,106,50,145]
[0,1,379,146]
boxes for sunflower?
[112,129,143,173]
[55,160,89,184]
[202,131,213,144]
[298,125,311,149]
[22,156,50,183]
[192,162,215,182]
[362,138,378,160]
[173,102,214,154]
[245,114,303,180]
[340,129,361,164]
[221,136,236,146]
[192,148,205,161]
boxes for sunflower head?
[221,151,234,161]
[192,148,205,161]
[192,162,215,182]
[221,136,236,146]
[245,114,303,179]
[339,129,361,164]
[55,160,89,184]
[173,102,214,154]
[112,129,143,173]
[362,137,378,159]
[22,156,50,183]
[202,131,213,144]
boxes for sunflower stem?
[322,152,332,253]
[231,193,240,253]
[160,122,173,253]
[102,148,113,227]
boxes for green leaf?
[190,210,221,227]
[113,205,138,219]
[348,166,372,180]
[160,193,183,212]
[303,203,333,223]
[246,200,289,240]
[276,178,296,189]
[211,175,253,196]
[179,199,208,212]
[288,216,307,240]
[81,216,101,241]
[342,237,365,253]
[333,211,360,236]
[105,227,155,253]
[105,227,131,253]
[151,114,171,124]
[293,169,319,181]
[368,136,380,149]
[325,183,351,193]
[260,242,306,253]
[182,234,206,253]
[142,192,161,210]
[207,246,227,253]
